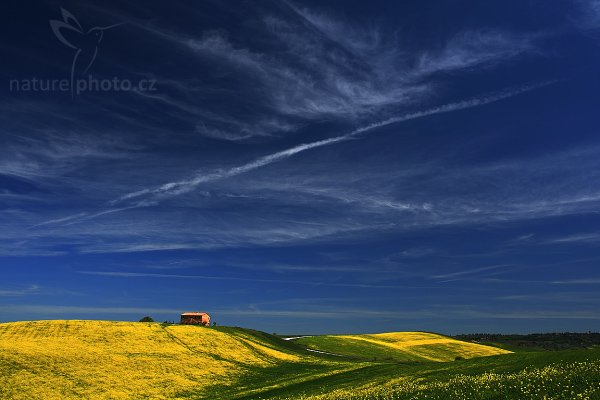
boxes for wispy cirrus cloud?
[0,3,568,257]
[553,278,600,284]
[546,233,600,244]
[77,270,430,289]
[0,284,40,297]
[129,2,541,141]
[0,127,141,188]
[183,29,427,122]
[17,130,600,256]
[0,305,182,315]
[108,83,549,210]
[496,292,600,302]
[415,30,537,75]
[573,0,600,30]
[432,264,511,280]
[190,28,534,119]
[8,82,534,233]
[2,304,599,323]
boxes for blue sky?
[1,0,600,334]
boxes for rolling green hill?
[293,331,511,362]
[1,320,599,399]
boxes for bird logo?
[50,8,123,96]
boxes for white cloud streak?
[416,30,537,74]
[547,233,600,244]
[432,264,510,280]
[0,285,40,297]
[553,278,600,284]
[131,5,541,141]
[110,82,552,209]
[2,304,600,321]
[77,270,435,289]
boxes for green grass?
[294,331,511,362]
[295,335,402,360]
[201,331,600,399]
[455,332,600,351]
[1,321,599,399]
[240,349,600,400]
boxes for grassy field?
[293,331,511,362]
[0,321,599,399]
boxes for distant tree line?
[455,332,600,351]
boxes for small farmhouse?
[180,312,211,326]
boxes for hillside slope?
[294,331,511,362]
[0,321,515,400]
[0,320,332,399]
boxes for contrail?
[30,212,88,228]
[35,81,554,227]
[112,81,554,206]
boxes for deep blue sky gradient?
[1,0,600,334]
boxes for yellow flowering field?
[343,332,511,361]
[2,320,597,400]
[283,360,600,400]
[295,331,511,362]
[0,320,313,399]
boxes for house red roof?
[180,312,209,316]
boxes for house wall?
[180,314,210,325]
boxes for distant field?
[294,331,511,362]
[455,332,600,352]
[1,321,599,399]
